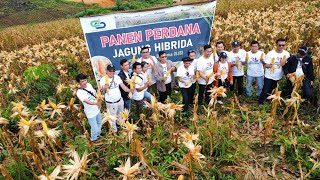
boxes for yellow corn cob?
[185,80,191,86]
[245,53,249,61]
[271,57,275,64]
[132,74,137,84]
[207,71,215,78]
[147,74,152,84]
[20,118,30,126]
[280,55,287,66]
[40,100,46,107]
[129,79,133,89]
[235,57,239,66]
[126,121,134,131]
[260,53,264,60]
[213,48,216,55]
[131,54,136,64]
[41,121,49,134]
[165,69,171,77]
[49,101,57,110]
[196,71,200,80]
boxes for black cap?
[220,52,228,58]
[298,46,308,55]
[182,57,193,62]
[232,41,240,47]
[107,64,116,71]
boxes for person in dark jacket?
[284,46,314,100]
[118,59,132,110]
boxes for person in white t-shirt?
[246,41,265,97]
[177,57,195,112]
[187,49,197,104]
[197,44,215,104]
[258,38,290,105]
[228,41,246,97]
[214,41,229,63]
[100,65,133,133]
[131,62,152,114]
[137,46,158,97]
[141,61,152,103]
[76,73,102,142]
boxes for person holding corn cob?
[137,46,158,97]
[213,52,233,105]
[154,51,176,103]
[99,65,133,133]
[118,59,132,110]
[177,57,195,112]
[283,46,314,101]
[197,44,215,104]
[131,62,152,114]
[246,41,265,97]
[76,73,102,142]
[187,49,197,104]
[258,38,290,106]
[228,41,246,98]
[141,61,153,103]
[214,41,228,63]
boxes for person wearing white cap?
[284,46,314,101]
[100,64,133,133]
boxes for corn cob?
[131,54,136,64]
[260,53,264,60]
[42,121,49,134]
[165,69,171,77]
[196,71,200,81]
[280,55,286,67]
[271,57,275,64]
[213,48,216,56]
[185,80,191,86]
[147,74,152,84]
[132,74,137,84]
[20,118,30,126]
[245,53,249,61]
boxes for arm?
[120,83,133,93]
[136,83,149,92]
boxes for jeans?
[258,77,278,104]
[144,90,152,103]
[159,83,172,103]
[180,86,193,112]
[198,82,213,104]
[87,113,102,141]
[123,98,131,111]
[287,79,312,99]
[230,76,244,95]
[246,75,264,97]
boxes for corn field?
[0,0,320,179]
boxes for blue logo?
[90,19,106,29]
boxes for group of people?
[76,38,315,142]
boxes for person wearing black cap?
[213,52,233,104]
[177,57,195,112]
[100,64,133,133]
[228,41,246,97]
[284,46,314,100]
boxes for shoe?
[217,100,223,105]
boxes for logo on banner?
[90,19,106,29]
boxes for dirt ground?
[66,0,115,7]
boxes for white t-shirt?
[132,73,145,101]
[177,65,195,88]
[218,62,229,80]
[247,50,265,77]
[76,83,100,118]
[99,75,123,102]
[137,56,158,84]
[264,50,290,81]
[197,55,215,85]
[161,63,172,84]
[228,49,246,77]
[296,58,304,77]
